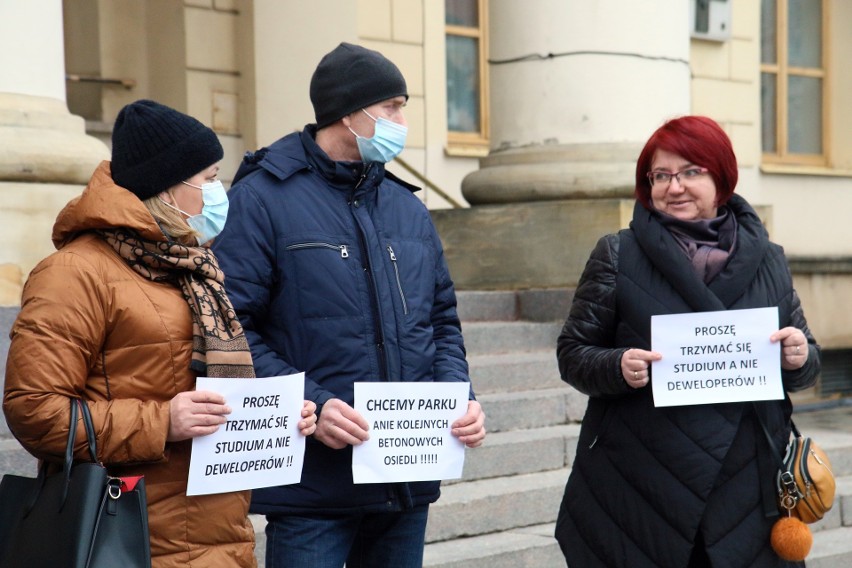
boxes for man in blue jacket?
[213,42,486,568]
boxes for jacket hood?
[232,128,317,186]
[52,161,167,248]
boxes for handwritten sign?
[651,307,783,407]
[352,382,469,484]
[187,374,306,496]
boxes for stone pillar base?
[462,143,642,206]
[0,181,84,305]
[432,198,634,290]
[0,93,108,184]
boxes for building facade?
[1,0,849,397]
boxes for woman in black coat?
[554,116,820,568]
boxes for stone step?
[478,387,587,433]
[448,425,580,485]
[810,473,852,534]
[423,523,562,568]
[456,290,518,323]
[462,321,562,356]
[809,524,852,567]
[425,468,570,543]
[456,289,573,324]
[468,350,564,395]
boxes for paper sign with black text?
[187,374,306,496]
[352,382,469,484]
[651,307,783,407]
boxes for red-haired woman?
[554,115,820,567]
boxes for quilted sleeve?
[3,252,108,462]
[782,287,821,392]
[556,234,632,398]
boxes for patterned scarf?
[100,228,255,378]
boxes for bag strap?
[23,398,94,514]
[755,406,788,469]
[56,397,83,507]
[62,397,80,482]
[790,420,802,440]
[61,398,100,506]
[76,398,99,463]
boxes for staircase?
[421,289,579,567]
[3,293,852,567]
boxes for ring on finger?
[634,371,638,380]
[795,345,800,354]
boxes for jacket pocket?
[283,240,358,319]
[286,241,350,259]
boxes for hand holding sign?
[168,390,231,442]
[298,400,318,436]
[621,348,663,389]
[451,400,486,448]
[313,398,370,450]
[770,326,810,370]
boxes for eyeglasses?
[647,167,709,187]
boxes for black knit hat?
[110,99,223,201]
[310,43,408,129]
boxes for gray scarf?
[657,207,737,284]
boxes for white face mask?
[160,180,229,245]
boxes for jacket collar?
[234,125,386,197]
[630,194,769,311]
[52,161,168,249]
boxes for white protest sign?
[651,307,783,407]
[352,382,469,484]
[187,373,306,496]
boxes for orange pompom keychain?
[770,515,812,562]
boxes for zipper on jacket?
[351,204,389,382]
[353,164,370,193]
[386,245,409,315]
[286,242,349,259]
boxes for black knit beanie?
[110,99,223,201]
[310,43,408,129]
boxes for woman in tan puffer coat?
[3,100,316,568]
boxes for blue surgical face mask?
[161,180,228,245]
[348,109,407,163]
[182,180,228,245]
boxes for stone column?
[433,0,692,289]
[0,0,109,304]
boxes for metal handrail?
[393,157,465,209]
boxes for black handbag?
[0,398,151,567]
